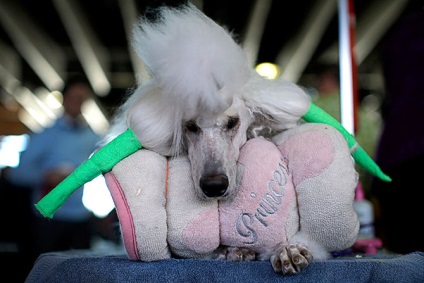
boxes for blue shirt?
[7,115,100,221]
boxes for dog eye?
[185,120,199,133]
[227,116,239,130]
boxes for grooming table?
[25,250,424,282]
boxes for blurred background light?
[0,134,28,168]
[82,175,115,218]
[255,62,280,79]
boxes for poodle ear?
[242,74,311,136]
[126,82,184,156]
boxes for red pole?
[348,0,359,133]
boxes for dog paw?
[209,245,229,260]
[270,243,313,274]
[210,245,256,261]
[226,246,256,262]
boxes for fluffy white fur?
[103,3,310,155]
[102,2,315,274]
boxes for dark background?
[0,0,422,135]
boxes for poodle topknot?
[132,2,251,118]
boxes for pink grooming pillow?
[105,123,359,261]
[104,172,139,260]
[105,150,171,262]
[166,155,221,258]
[219,137,296,253]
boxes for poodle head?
[183,97,254,200]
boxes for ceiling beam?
[242,0,272,67]
[0,1,65,91]
[0,62,109,135]
[53,0,111,96]
[276,0,337,83]
[0,39,21,81]
[0,65,52,132]
[0,40,22,103]
[318,0,408,66]
[118,0,150,85]
[355,0,408,65]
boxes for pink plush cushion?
[166,155,220,258]
[104,172,139,260]
[105,150,170,262]
[105,123,359,261]
[219,137,297,253]
[181,207,220,254]
[278,130,334,186]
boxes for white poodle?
[101,2,323,274]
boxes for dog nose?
[200,175,229,197]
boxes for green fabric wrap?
[302,103,391,182]
[35,128,142,218]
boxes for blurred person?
[3,75,101,265]
[370,10,424,254]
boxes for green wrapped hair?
[35,128,142,218]
[302,103,391,182]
